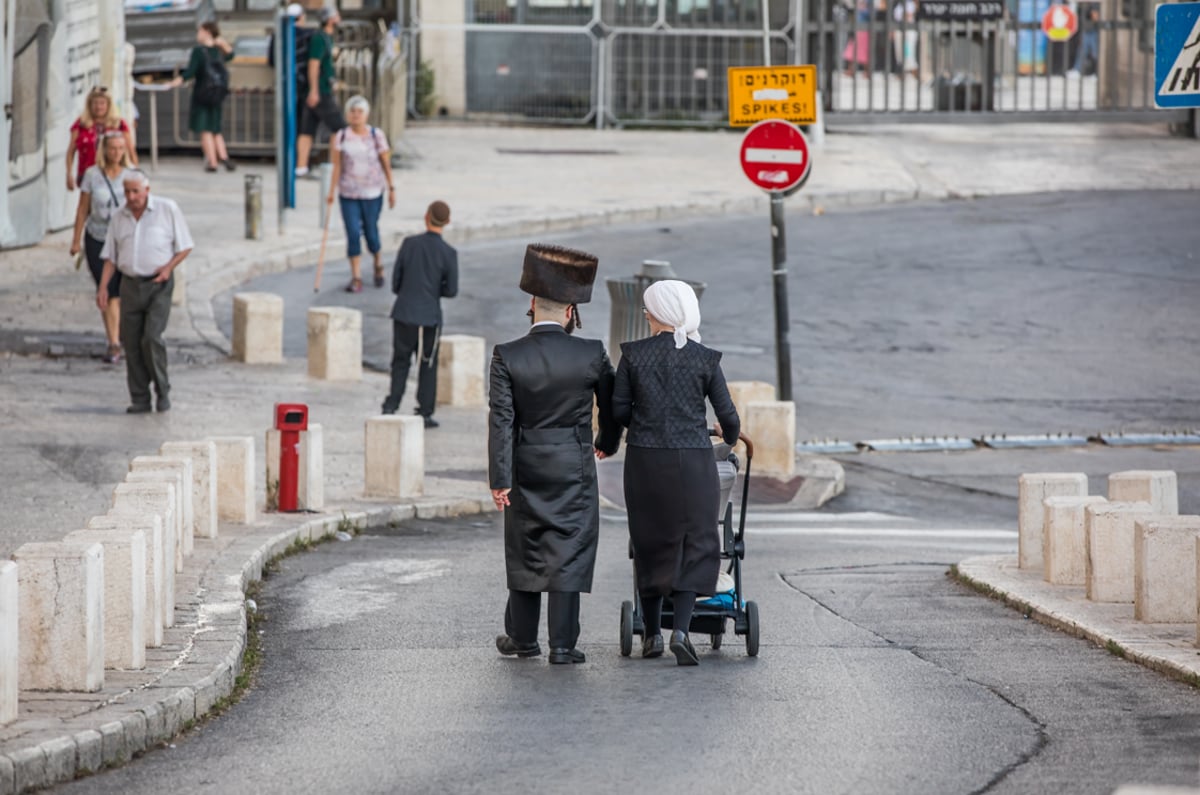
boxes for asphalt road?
[217,189,1200,442]
[60,192,1200,794]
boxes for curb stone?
[955,555,1200,689]
[0,497,486,793]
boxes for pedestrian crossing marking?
[1156,2,1200,107]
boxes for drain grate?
[1096,431,1200,446]
[978,433,1090,449]
[495,148,619,156]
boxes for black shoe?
[156,396,171,412]
[221,159,236,172]
[496,635,541,658]
[642,634,664,658]
[204,164,218,173]
[549,648,586,665]
[423,416,439,429]
[669,630,699,666]
[380,403,397,415]
[126,404,152,414]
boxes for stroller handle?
[710,429,754,461]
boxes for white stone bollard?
[436,334,486,407]
[209,436,256,523]
[1109,470,1179,516]
[13,542,104,692]
[307,307,362,381]
[87,514,164,647]
[1085,501,1156,603]
[160,440,219,540]
[129,456,194,557]
[1,561,17,725]
[742,401,796,479]
[365,415,424,499]
[232,292,284,364]
[1043,495,1107,586]
[727,381,776,414]
[111,482,177,626]
[64,529,146,670]
[1017,473,1088,571]
[1135,516,1200,623]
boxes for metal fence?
[404,0,1190,125]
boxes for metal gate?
[404,0,1191,125]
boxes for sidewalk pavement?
[0,121,1196,792]
[956,556,1200,689]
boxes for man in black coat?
[489,244,622,664]
[382,201,458,427]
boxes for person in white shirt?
[97,170,194,414]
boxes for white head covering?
[643,279,701,350]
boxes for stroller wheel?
[710,633,723,650]
[620,600,634,657]
[745,601,760,657]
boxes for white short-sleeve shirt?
[100,194,194,278]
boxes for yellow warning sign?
[727,65,818,127]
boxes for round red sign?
[1041,4,1078,41]
[739,119,812,194]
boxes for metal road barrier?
[400,0,1189,126]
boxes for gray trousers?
[119,274,173,407]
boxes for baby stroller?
[619,432,759,657]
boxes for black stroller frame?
[619,432,759,657]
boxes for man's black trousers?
[384,322,438,416]
[505,590,581,650]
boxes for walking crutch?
[312,197,334,293]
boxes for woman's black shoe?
[669,630,699,666]
[495,635,541,658]
[642,634,664,658]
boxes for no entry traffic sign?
[739,119,812,195]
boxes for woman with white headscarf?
[611,279,740,666]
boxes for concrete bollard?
[1043,495,1107,586]
[1135,516,1200,623]
[13,542,104,692]
[87,515,164,647]
[129,456,194,557]
[160,440,218,540]
[727,381,776,414]
[365,415,424,499]
[1085,501,1156,603]
[307,307,362,381]
[232,293,284,364]
[742,401,796,479]
[1017,473,1088,571]
[209,436,256,524]
[436,334,486,407]
[111,482,177,626]
[265,425,324,511]
[64,529,146,670]
[1,561,16,725]
[1109,470,1178,516]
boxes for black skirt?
[624,445,721,598]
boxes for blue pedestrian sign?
[1155,1,1200,108]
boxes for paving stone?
[39,736,75,786]
[72,729,102,774]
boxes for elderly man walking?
[489,244,622,664]
[97,170,193,413]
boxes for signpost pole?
[770,191,793,402]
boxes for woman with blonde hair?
[612,279,740,666]
[66,87,137,191]
[326,95,395,292]
[69,133,136,364]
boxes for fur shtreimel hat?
[519,244,599,305]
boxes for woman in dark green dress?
[169,22,236,172]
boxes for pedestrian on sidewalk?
[66,86,137,192]
[70,132,136,364]
[168,22,236,173]
[97,171,194,414]
[295,6,345,178]
[381,201,457,424]
[612,279,740,666]
[489,244,622,665]
[325,95,395,292]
